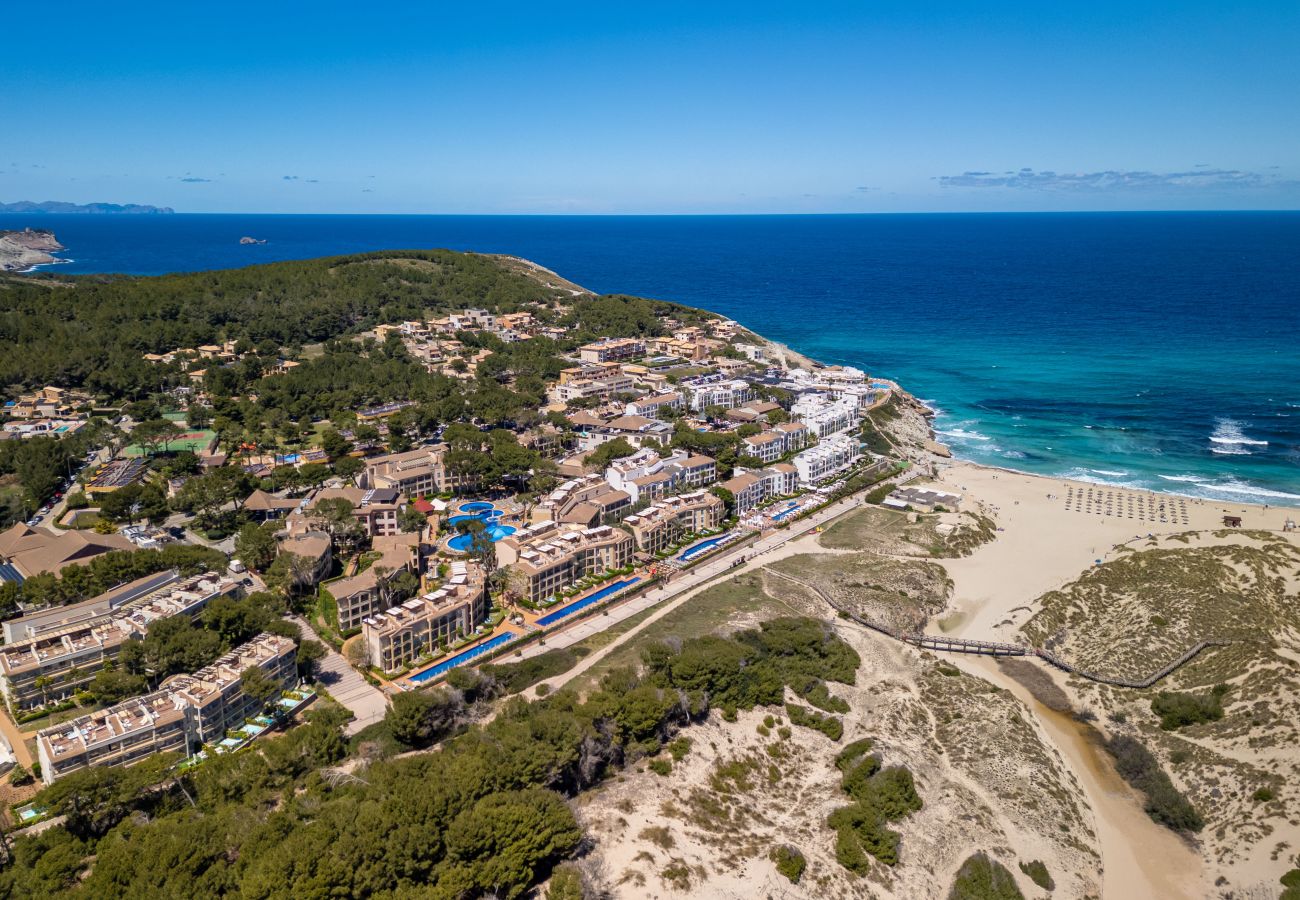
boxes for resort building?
[325,532,422,632]
[497,522,635,604]
[275,531,333,589]
[361,445,476,497]
[36,632,296,784]
[577,338,645,364]
[622,491,725,554]
[603,448,718,504]
[793,434,861,484]
[724,400,782,423]
[624,391,684,419]
[535,475,633,528]
[362,560,488,673]
[242,489,301,522]
[720,464,800,515]
[791,393,859,439]
[550,372,635,404]
[682,375,756,412]
[290,487,404,539]
[0,572,242,712]
[0,523,132,581]
[739,423,809,464]
[883,487,963,513]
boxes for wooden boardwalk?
[764,567,1223,689]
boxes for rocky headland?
[0,228,65,271]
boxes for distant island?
[0,227,65,271]
[0,200,174,215]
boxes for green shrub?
[828,803,901,866]
[546,862,584,900]
[1281,868,1300,888]
[835,738,875,771]
[834,824,872,875]
[482,647,579,694]
[794,678,851,713]
[770,844,806,883]
[1151,690,1225,730]
[1018,859,1054,890]
[948,852,1025,899]
[648,758,672,777]
[785,703,843,741]
[1106,735,1203,832]
[1252,786,1276,802]
[667,737,692,761]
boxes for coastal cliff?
[0,228,64,271]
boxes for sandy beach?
[914,459,1298,899]
[927,459,1293,642]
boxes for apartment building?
[327,532,421,632]
[536,475,633,528]
[497,522,635,604]
[362,560,488,672]
[624,391,684,419]
[293,486,404,538]
[36,633,296,784]
[724,400,782,423]
[791,393,860,439]
[577,338,645,364]
[622,491,725,554]
[604,448,717,504]
[682,375,756,412]
[362,447,446,498]
[0,572,241,712]
[740,422,810,464]
[0,523,132,581]
[793,433,861,484]
[720,464,799,515]
[551,373,635,404]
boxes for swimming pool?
[679,537,724,561]
[449,511,503,525]
[447,524,516,551]
[409,632,515,683]
[459,501,495,513]
[536,577,642,627]
[771,502,800,521]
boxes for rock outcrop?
[0,228,65,271]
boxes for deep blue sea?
[5,212,1299,506]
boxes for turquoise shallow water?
[6,211,1298,506]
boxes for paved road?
[285,615,389,736]
[516,491,868,661]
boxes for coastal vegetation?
[2,616,859,897]
[1106,735,1204,832]
[947,853,1025,900]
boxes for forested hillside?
[0,250,706,399]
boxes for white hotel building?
[791,393,860,439]
[793,433,861,484]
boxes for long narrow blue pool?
[678,537,724,561]
[536,577,642,627]
[409,632,515,683]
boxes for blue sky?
[2,1,1297,213]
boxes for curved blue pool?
[409,632,515,683]
[536,577,642,627]
[447,524,516,551]
[679,537,724,561]
[459,501,495,513]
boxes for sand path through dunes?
[925,461,1220,898]
[966,656,1202,899]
